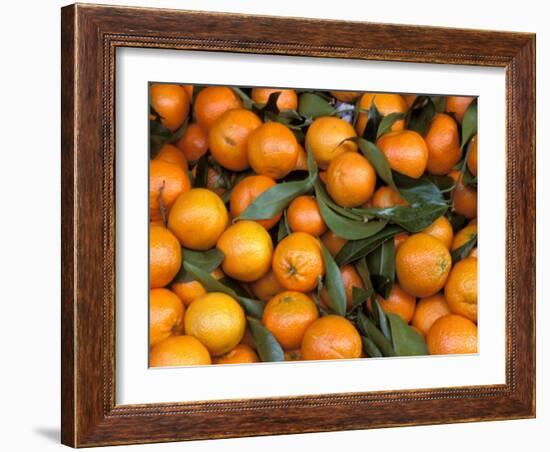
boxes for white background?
[0,0,546,451]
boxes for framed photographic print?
[61,3,536,447]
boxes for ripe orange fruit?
[230,175,281,230]
[176,123,208,162]
[149,226,182,289]
[217,220,273,282]
[452,224,477,250]
[326,152,376,208]
[321,264,364,309]
[396,233,452,297]
[272,232,325,292]
[262,291,319,350]
[467,134,478,176]
[424,113,462,175]
[445,257,478,322]
[301,315,362,360]
[181,84,193,101]
[251,87,298,110]
[213,344,259,364]
[445,96,475,123]
[448,170,477,219]
[154,143,188,171]
[150,83,189,131]
[394,232,409,250]
[168,188,229,250]
[374,284,416,324]
[321,230,347,257]
[193,86,242,130]
[356,93,407,136]
[469,248,478,258]
[306,116,358,169]
[149,160,191,221]
[426,314,478,355]
[376,130,429,178]
[171,268,224,307]
[184,292,246,356]
[247,121,299,179]
[149,288,185,347]
[411,293,451,336]
[209,108,262,171]
[287,196,327,236]
[371,186,408,208]
[422,216,454,249]
[404,94,417,107]
[150,335,211,367]
[330,91,361,103]
[250,270,284,302]
[293,143,308,171]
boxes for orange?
[239,328,257,350]
[168,188,228,250]
[213,344,259,364]
[467,134,478,176]
[273,232,325,292]
[154,143,188,171]
[149,288,185,347]
[321,230,347,257]
[150,335,211,367]
[445,96,475,123]
[394,232,409,250]
[193,86,242,130]
[422,216,454,249]
[301,315,362,360]
[404,94,417,107]
[425,113,462,175]
[149,226,182,289]
[247,121,299,179]
[448,170,477,219]
[284,349,303,361]
[171,269,224,307]
[184,292,246,356]
[230,175,281,230]
[411,293,451,336]
[306,116,358,169]
[251,87,298,110]
[326,152,376,207]
[374,284,416,324]
[469,248,478,258]
[149,160,191,221]
[426,314,478,355]
[293,143,308,171]
[376,130,429,179]
[150,83,189,131]
[287,196,327,236]
[181,84,193,101]
[321,264,364,309]
[250,270,285,302]
[445,257,478,322]
[356,93,407,136]
[262,291,319,350]
[209,108,262,171]
[395,233,452,297]
[206,167,227,197]
[217,220,273,282]
[371,186,408,208]
[330,91,361,103]
[176,123,208,162]
[452,224,477,250]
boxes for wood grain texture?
[60,3,536,447]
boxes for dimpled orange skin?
[445,96,475,123]
[424,113,462,175]
[426,314,478,355]
[150,335,211,367]
[150,83,190,131]
[149,226,182,289]
[193,86,242,130]
[330,91,361,103]
[355,93,407,136]
[181,85,193,101]
[287,196,327,236]
[168,188,229,251]
[301,315,362,360]
[422,216,454,250]
[171,269,224,307]
[396,233,452,298]
[149,289,185,347]
[445,257,478,322]
[251,88,298,110]
[411,293,452,336]
[452,224,478,251]
[321,264,364,309]
[326,152,377,208]
[216,221,273,282]
[209,108,262,171]
[149,160,191,221]
[154,143,188,171]
[176,123,208,162]
[213,344,259,364]
[321,230,347,257]
[467,134,478,176]
[250,270,285,302]
[230,175,281,230]
[376,130,429,179]
[305,116,358,169]
[375,284,416,324]
[448,170,478,219]
[247,122,299,179]
[272,232,325,293]
[371,186,408,208]
[262,291,319,350]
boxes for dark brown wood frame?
[61,3,536,447]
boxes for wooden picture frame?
[61,3,536,447]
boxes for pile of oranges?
[148,84,479,367]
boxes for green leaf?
[355,257,375,296]
[351,286,371,310]
[377,112,406,139]
[356,311,395,357]
[362,102,382,141]
[362,336,383,358]
[430,95,446,113]
[174,248,224,283]
[451,233,477,264]
[231,86,254,109]
[394,172,446,205]
[367,240,395,298]
[277,209,290,241]
[357,203,448,233]
[247,317,285,362]
[320,243,347,316]
[371,298,392,342]
[387,313,428,356]
[461,99,478,148]
[405,95,436,136]
[298,93,335,118]
[351,137,397,191]
[193,155,209,188]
